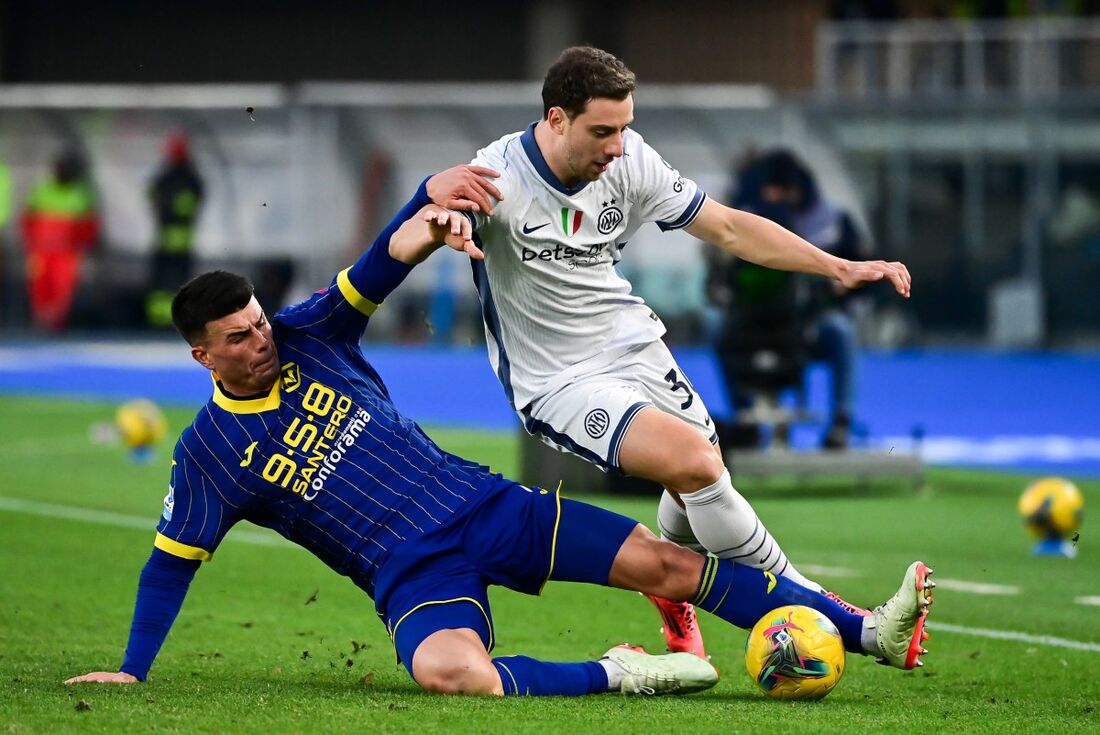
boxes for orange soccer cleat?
[645,595,708,659]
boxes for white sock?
[656,490,707,553]
[599,658,624,690]
[680,470,821,591]
[861,618,879,655]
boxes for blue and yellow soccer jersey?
[155,190,492,598]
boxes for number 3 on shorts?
[663,368,694,411]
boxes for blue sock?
[692,556,866,653]
[492,656,608,696]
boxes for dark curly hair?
[542,46,636,119]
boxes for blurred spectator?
[0,159,13,327]
[830,0,899,20]
[0,160,11,229]
[21,150,99,331]
[1047,184,1100,248]
[252,257,296,316]
[709,150,871,449]
[146,133,204,327]
[947,0,1096,18]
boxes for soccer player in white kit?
[461,47,914,657]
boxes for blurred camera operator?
[709,150,871,449]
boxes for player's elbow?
[700,207,745,254]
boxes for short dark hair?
[171,270,254,345]
[542,46,636,119]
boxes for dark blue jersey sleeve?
[154,440,241,561]
[275,176,433,343]
[119,548,200,681]
[343,176,432,304]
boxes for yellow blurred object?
[115,399,168,449]
[1018,477,1084,539]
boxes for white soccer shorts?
[522,340,717,472]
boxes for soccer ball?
[744,605,846,700]
[1018,477,1084,539]
[115,399,168,449]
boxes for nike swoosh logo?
[522,222,550,234]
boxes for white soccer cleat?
[866,561,934,670]
[602,645,718,695]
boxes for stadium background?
[2,3,1099,732]
[0,0,1097,476]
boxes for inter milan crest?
[597,198,623,235]
[584,408,611,439]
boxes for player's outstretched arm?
[64,548,200,685]
[389,206,480,265]
[686,198,911,298]
[426,165,502,215]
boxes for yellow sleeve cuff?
[336,268,379,317]
[154,532,213,561]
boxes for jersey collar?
[210,372,281,414]
[520,122,589,196]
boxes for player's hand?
[426,165,503,216]
[837,259,911,298]
[423,208,483,261]
[64,671,140,684]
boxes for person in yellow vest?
[0,161,11,230]
[21,150,99,331]
[0,161,12,324]
[146,133,204,327]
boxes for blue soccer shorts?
[372,478,639,675]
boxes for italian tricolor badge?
[561,208,583,236]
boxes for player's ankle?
[598,658,625,690]
[860,617,878,655]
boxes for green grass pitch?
[1,395,1098,734]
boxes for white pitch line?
[1076,596,1100,607]
[926,622,1100,653]
[933,578,1021,596]
[799,564,860,578]
[0,496,290,548]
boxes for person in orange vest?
[21,150,99,331]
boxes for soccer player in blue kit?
[65,166,933,697]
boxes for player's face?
[761,183,801,208]
[191,297,280,395]
[560,95,634,183]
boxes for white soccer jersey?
[467,123,707,410]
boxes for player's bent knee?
[670,446,725,493]
[414,655,502,696]
[416,665,501,696]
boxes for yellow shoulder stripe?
[336,268,379,317]
[155,532,213,561]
